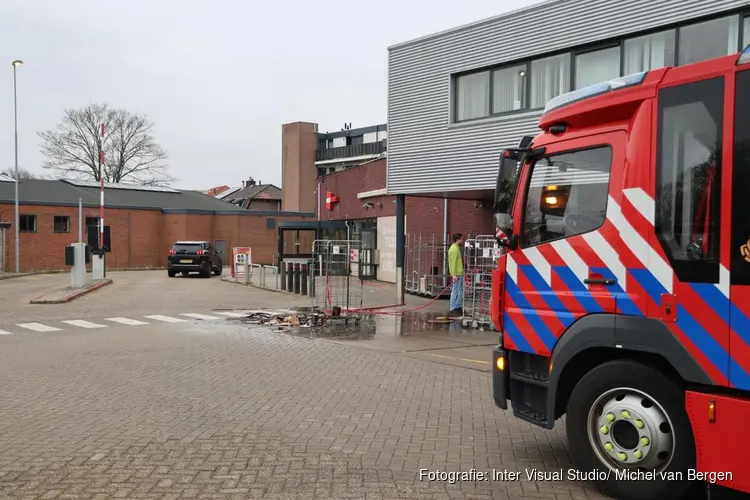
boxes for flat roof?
[388,0,560,51]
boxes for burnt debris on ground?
[234,309,361,332]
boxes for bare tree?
[38,102,173,186]
[1,167,38,179]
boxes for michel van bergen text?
[419,468,733,484]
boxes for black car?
[167,241,223,278]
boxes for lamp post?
[12,59,23,274]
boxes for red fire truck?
[490,46,750,500]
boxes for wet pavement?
[229,310,496,373]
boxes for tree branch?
[38,102,173,186]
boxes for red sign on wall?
[325,191,340,211]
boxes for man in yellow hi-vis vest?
[447,233,465,315]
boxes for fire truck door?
[504,134,620,357]
[730,69,750,390]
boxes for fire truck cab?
[491,46,750,499]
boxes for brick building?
[0,177,313,273]
[314,157,493,283]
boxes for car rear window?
[172,244,203,253]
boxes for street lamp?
[12,59,22,274]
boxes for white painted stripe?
[179,313,220,320]
[105,317,149,326]
[522,246,552,286]
[215,311,251,318]
[506,254,518,284]
[582,231,628,291]
[550,239,589,283]
[61,320,107,329]
[144,315,187,323]
[718,264,730,297]
[623,188,655,225]
[17,322,61,332]
[607,196,673,293]
[0,330,12,335]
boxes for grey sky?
[0,0,540,190]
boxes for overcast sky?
[0,0,541,190]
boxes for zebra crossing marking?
[143,315,188,323]
[61,320,107,329]
[105,317,149,326]
[0,309,299,336]
[179,313,221,320]
[214,311,251,318]
[17,323,62,332]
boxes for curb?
[30,279,114,304]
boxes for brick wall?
[315,158,494,238]
[317,159,395,221]
[0,204,313,272]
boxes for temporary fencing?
[404,233,451,297]
[462,235,503,330]
[311,239,363,319]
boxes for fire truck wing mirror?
[494,213,513,247]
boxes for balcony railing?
[315,140,386,162]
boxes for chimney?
[247,177,256,187]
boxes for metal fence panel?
[311,240,363,317]
[462,235,503,330]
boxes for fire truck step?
[508,350,552,429]
[510,370,549,386]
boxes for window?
[172,243,206,254]
[53,216,70,233]
[521,147,612,247]
[19,215,36,232]
[656,77,724,283]
[455,71,490,120]
[493,64,528,113]
[678,16,739,66]
[624,30,676,74]
[86,216,100,228]
[744,17,750,48]
[575,46,621,90]
[732,70,750,285]
[530,53,571,109]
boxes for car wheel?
[167,270,176,278]
[213,266,222,276]
[200,261,211,278]
[565,359,697,500]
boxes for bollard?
[287,262,294,292]
[280,261,287,291]
[301,264,308,296]
[308,260,315,298]
[293,263,301,294]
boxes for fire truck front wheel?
[566,359,697,500]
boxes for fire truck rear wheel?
[565,359,697,500]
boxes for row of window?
[454,13,750,122]
[18,215,101,233]
[515,69,749,284]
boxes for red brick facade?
[0,203,313,272]
[315,159,494,238]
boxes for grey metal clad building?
[386,0,750,198]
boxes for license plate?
[180,259,192,263]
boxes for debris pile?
[240,311,329,330]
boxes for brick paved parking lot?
[0,271,731,499]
